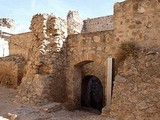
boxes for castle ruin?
[0,0,160,119]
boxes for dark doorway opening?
[81,75,103,112]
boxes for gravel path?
[0,86,112,120]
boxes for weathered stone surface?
[66,31,114,110]
[82,15,113,33]
[14,14,67,105]
[9,32,33,60]
[67,11,83,35]
[111,46,160,120]
[0,0,160,119]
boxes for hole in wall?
[81,75,103,112]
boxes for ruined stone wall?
[82,15,113,33]
[0,56,26,88]
[66,30,115,109]
[67,11,83,35]
[111,45,160,120]
[114,0,160,44]
[9,32,33,60]
[15,14,67,105]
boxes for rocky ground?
[0,86,112,120]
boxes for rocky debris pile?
[67,11,83,35]
[0,56,26,88]
[111,46,160,120]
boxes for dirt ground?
[0,86,113,120]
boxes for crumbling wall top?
[82,15,114,33]
[67,11,83,35]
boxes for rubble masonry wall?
[82,15,114,33]
[15,14,67,105]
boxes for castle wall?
[114,0,160,45]
[111,45,160,120]
[110,0,160,119]
[9,32,33,60]
[82,15,114,33]
[66,30,115,109]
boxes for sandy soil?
[0,86,113,120]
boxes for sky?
[0,0,124,33]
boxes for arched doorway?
[81,75,103,111]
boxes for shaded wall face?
[81,75,103,111]
[0,56,26,89]
[114,0,160,46]
[82,62,106,100]
[9,32,33,60]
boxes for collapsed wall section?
[15,14,67,105]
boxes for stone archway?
[66,57,114,116]
[65,59,107,110]
[81,75,103,111]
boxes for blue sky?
[0,0,124,33]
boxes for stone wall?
[0,56,26,88]
[1,0,160,118]
[67,11,83,35]
[82,15,113,33]
[111,44,160,120]
[9,32,33,60]
[65,30,115,109]
[114,0,160,44]
[15,14,67,105]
